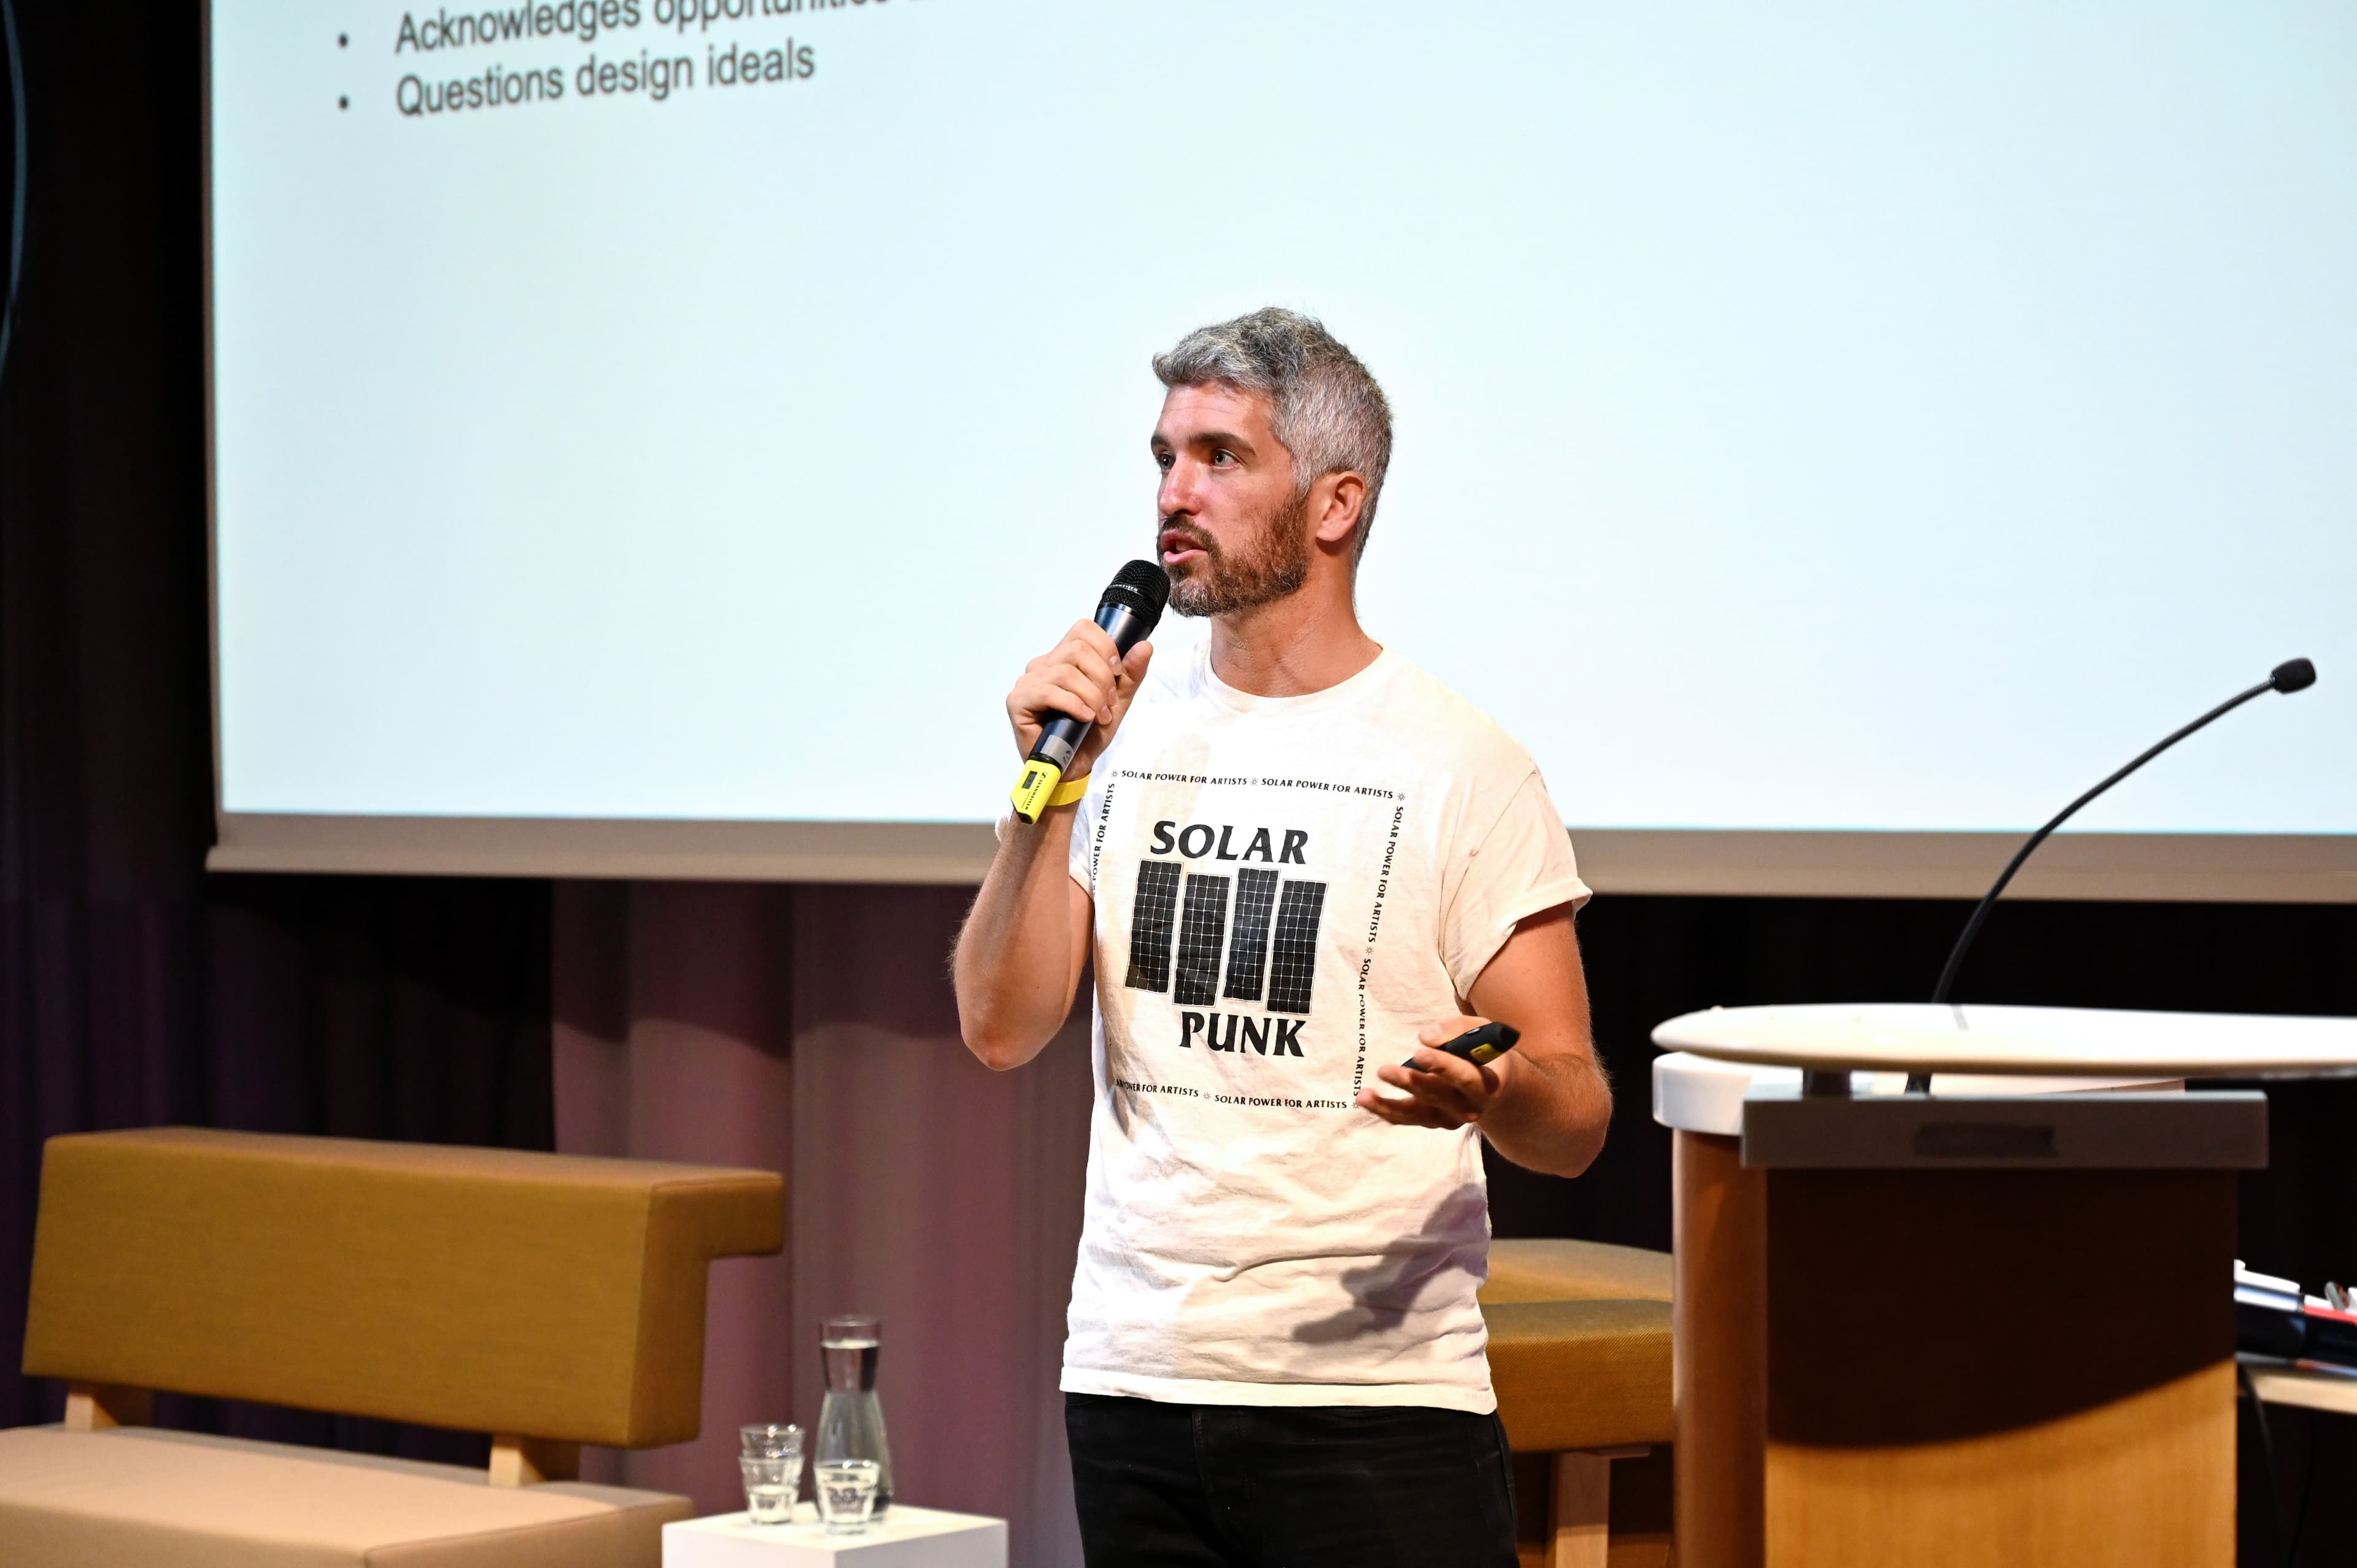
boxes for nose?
[1158,454,1204,519]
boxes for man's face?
[1151,383,1309,619]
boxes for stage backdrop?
[4,10,2356,1568]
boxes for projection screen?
[206,0,2357,897]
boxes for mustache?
[1158,520,1217,556]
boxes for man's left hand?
[1355,1014,1512,1130]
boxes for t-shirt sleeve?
[1441,767,1590,999]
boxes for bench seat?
[8,1128,786,1567]
[0,1426,691,1568]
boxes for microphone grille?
[1102,559,1172,628]
[2273,657,2318,693]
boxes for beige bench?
[5,1127,784,1567]
[1482,1238,1676,1568]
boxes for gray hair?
[1153,308,1393,557]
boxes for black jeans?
[1064,1392,1519,1568]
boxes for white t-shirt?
[1058,644,1589,1413]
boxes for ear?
[1309,471,1368,550]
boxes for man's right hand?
[1006,621,1154,781]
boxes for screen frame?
[204,816,2357,900]
[196,6,2355,903]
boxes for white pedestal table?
[664,1504,1007,1568]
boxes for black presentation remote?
[1402,1021,1520,1069]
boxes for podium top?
[1652,1003,2357,1078]
[1651,1051,2179,1137]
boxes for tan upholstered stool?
[1480,1239,1676,1568]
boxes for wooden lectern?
[1651,1003,2357,1568]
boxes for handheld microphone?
[1008,560,1171,824]
[1906,657,2318,1092]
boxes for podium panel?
[1675,1134,2238,1568]
[1672,1133,1765,1568]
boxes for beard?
[1164,490,1312,618]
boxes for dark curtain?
[0,4,552,1462]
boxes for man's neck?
[1207,583,1382,698]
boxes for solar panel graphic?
[1121,855,1329,1021]
[1266,879,1327,1015]
[1123,861,1183,992]
[1222,868,1280,1002]
[1173,874,1231,1006]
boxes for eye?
[1155,450,1174,471]
[1211,449,1236,467]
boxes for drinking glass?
[815,1458,881,1534]
[737,1421,803,1523]
[740,1454,795,1525]
[740,1423,802,1460]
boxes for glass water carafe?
[815,1313,893,1516]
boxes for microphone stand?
[1906,658,2318,1094]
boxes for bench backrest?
[20,1127,783,1448]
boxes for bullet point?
[339,34,349,47]
[338,96,349,109]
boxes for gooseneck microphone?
[1906,657,2318,1092]
[1008,560,1171,824]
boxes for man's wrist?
[1474,1051,1536,1124]
[993,795,1083,843]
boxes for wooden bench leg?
[63,1383,152,1432]
[489,1434,581,1486]
[1549,1446,1653,1568]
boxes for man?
[953,308,1611,1568]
